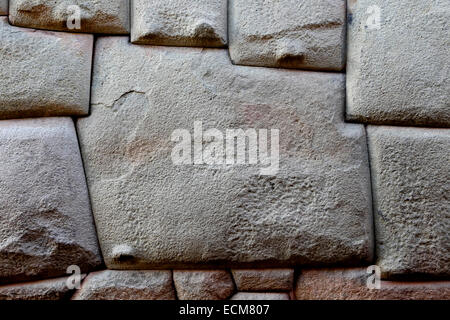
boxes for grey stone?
[9,0,129,34]
[77,37,373,269]
[0,0,7,15]
[131,0,227,47]
[367,126,450,279]
[0,117,102,285]
[0,17,92,119]
[232,269,294,291]
[0,276,81,300]
[173,270,235,300]
[229,0,346,70]
[231,292,290,300]
[72,270,176,300]
[347,0,450,127]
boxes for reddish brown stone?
[232,269,294,291]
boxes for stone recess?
[231,292,290,300]
[347,0,450,127]
[9,0,129,34]
[228,0,346,70]
[0,17,92,119]
[72,270,176,300]
[77,37,373,269]
[367,126,450,279]
[173,270,235,300]
[0,0,7,15]
[0,276,77,300]
[0,118,102,285]
[295,268,450,300]
[232,269,294,292]
[131,0,227,47]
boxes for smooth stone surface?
[0,17,92,119]
[72,270,176,300]
[295,268,450,300]
[0,276,79,300]
[131,0,227,47]
[367,126,450,279]
[232,269,294,291]
[9,0,129,34]
[231,292,290,300]
[0,117,102,285]
[347,0,450,127]
[0,0,7,15]
[78,37,373,269]
[229,0,346,70]
[173,270,235,300]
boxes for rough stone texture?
[232,269,294,291]
[0,276,78,300]
[77,37,373,269]
[295,268,450,300]
[347,0,450,127]
[229,0,346,70]
[0,17,92,119]
[231,292,290,300]
[367,126,450,279]
[0,0,7,15]
[72,270,176,300]
[0,117,102,285]
[9,0,129,34]
[173,270,235,300]
[131,0,227,47]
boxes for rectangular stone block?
[173,270,235,300]
[77,37,373,269]
[0,0,7,15]
[229,0,346,70]
[0,17,92,119]
[367,126,450,279]
[131,0,227,47]
[9,0,129,34]
[232,269,294,292]
[347,0,450,127]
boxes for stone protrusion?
[173,270,235,300]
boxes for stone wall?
[0,0,448,300]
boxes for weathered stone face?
[367,126,450,279]
[231,292,290,300]
[228,0,346,70]
[0,118,102,285]
[9,0,129,34]
[77,37,373,269]
[347,0,450,127]
[173,270,235,300]
[0,0,7,15]
[0,18,92,119]
[131,0,227,47]
[72,270,176,300]
[232,269,294,292]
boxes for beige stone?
[173,270,235,300]
[9,0,129,34]
[231,292,290,300]
[232,269,294,291]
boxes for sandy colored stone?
[295,268,450,300]
[347,0,450,126]
[0,0,7,15]
[229,0,346,70]
[367,126,450,279]
[173,270,235,300]
[72,270,175,300]
[9,0,129,34]
[231,292,290,300]
[77,37,373,269]
[0,276,80,300]
[0,17,92,119]
[0,117,102,285]
[131,0,227,47]
[232,269,294,291]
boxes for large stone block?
[0,17,92,119]
[347,0,450,127]
[295,268,450,300]
[72,270,175,300]
[367,126,450,279]
[131,0,227,47]
[0,117,102,284]
[77,37,373,269]
[229,0,346,70]
[9,0,129,34]
[173,270,235,300]
[0,0,7,15]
